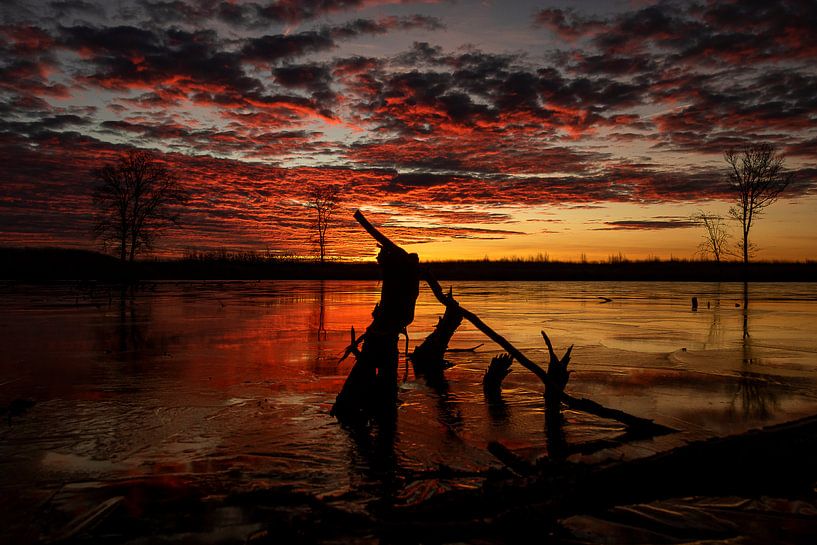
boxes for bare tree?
[93,150,186,262]
[725,144,791,265]
[693,211,730,262]
[306,183,341,263]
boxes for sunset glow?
[2,0,816,260]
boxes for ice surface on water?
[1,280,817,541]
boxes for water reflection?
[729,371,780,419]
[423,374,464,435]
[545,403,568,461]
[703,283,724,349]
[732,282,778,418]
[345,412,399,501]
[2,280,817,522]
[485,395,511,424]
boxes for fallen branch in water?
[422,269,675,437]
[334,211,674,438]
[410,287,463,376]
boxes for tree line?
[92,145,791,265]
[92,150,340,264]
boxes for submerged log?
[410,288,463,376]
[331,212,419,423]
[483,353,513,402]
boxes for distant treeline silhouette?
[2,247,816,282]
[181,248,302,263]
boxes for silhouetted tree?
[693,211,730,262]
[93,150,186,262]
[306,183,341,263]
[725,144,791,265]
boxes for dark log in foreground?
[423,271,675,437]
[364,413,817,545]
[331,212,419,422]
[410,289,463,376]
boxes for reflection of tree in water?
[104,285,150,359]
[424,373,464,435]
[704,282,724,349]
[312,280,327,342]
[485,394,510,424]
[728,282,779,419]
[344,413,400,501]
[729,371,780,419]
[94,283,171,362]
[307,280,331,373]
[741,281,752,362]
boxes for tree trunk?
[331,213,420,423]
[410,301,463,376]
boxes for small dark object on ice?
[483,353,513,400]
[692,296,698,311]
[1,398,36,424]
[598,296,612,303]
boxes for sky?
[1,0,816,261]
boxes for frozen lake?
[2,280,817,542]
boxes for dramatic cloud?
[1,0,816,257]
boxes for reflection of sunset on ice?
[3,279,817,542]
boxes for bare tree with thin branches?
[693,211,730,262]
[306,183,341,263]
[725,144,791,265]
[93,150,186,262]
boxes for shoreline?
[2,247,816,282]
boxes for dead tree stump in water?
[331,212,420,423]
[423,271,675,437]
[483,353,513,402]
[542,330,572,411]
[410,288,463,377]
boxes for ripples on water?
[1,280,817,541]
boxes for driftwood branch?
[423,270,675,436]
[410,289,463,376]
[336,211,674,437]
[354,209,398,251]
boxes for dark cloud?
[1,1,816,256]
[596,219,699,231]
[135,0,375,27]
[255,0,367,25]
[48,1,98,17]
[241,31,335,63]
[534,7,605,41]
